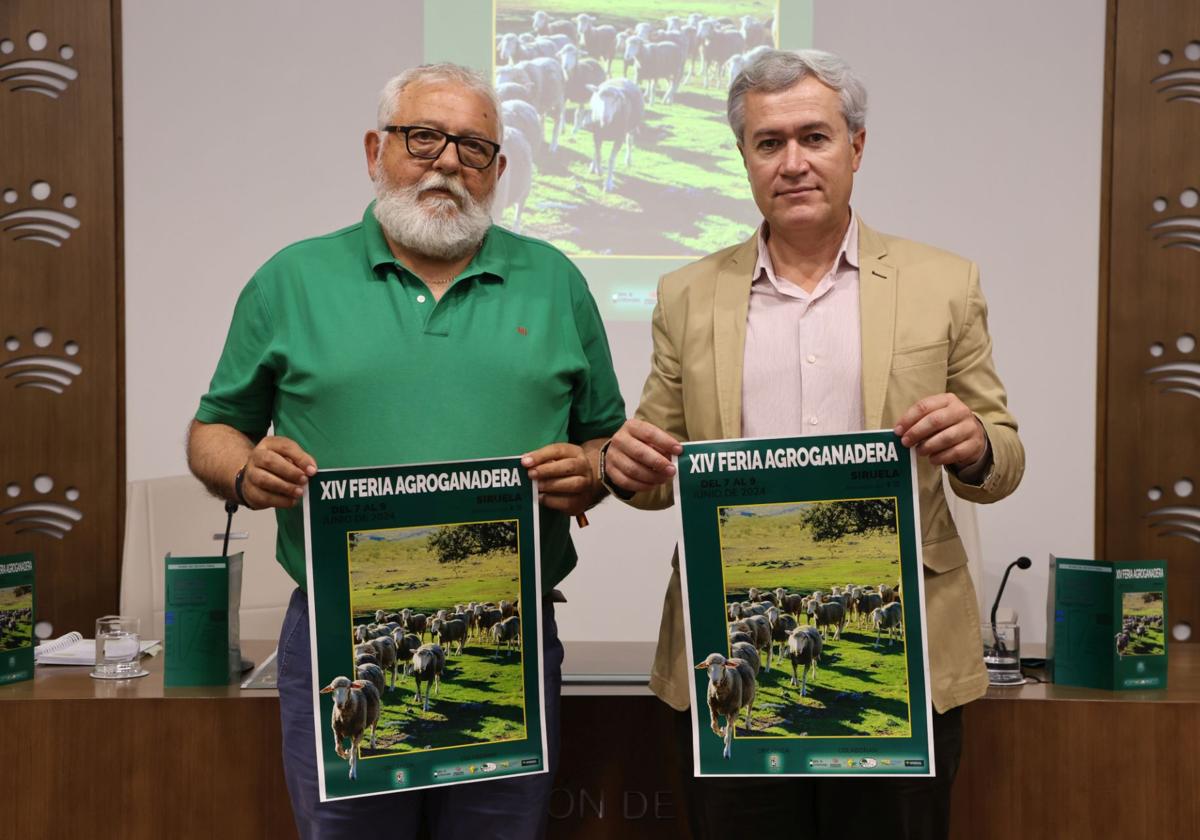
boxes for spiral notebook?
[34,631,160,666]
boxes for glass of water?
[982,621,1023,685]
[92,615,145,679]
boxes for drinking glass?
[92,615,146,679]
[982,620,1023,685]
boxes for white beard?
[373,170,495,261]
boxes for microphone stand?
[220,501,255,673]
[989,556,1031,656]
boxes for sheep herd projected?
[492,2,779,256]
[698,500,913,759]
[322,521,526,780]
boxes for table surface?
[0,638,281,701]
[984,641,1200,703]
[8,637,1197,704]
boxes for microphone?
[990,556,1031,653]
[221,500,238,558]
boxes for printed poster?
[675,431,935,776]
[304,456,545,801]
[0,552,34,686]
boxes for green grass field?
[363,643,526,755]
[718,502,901,597]
[495,2,777,256]
[348,526,520,617]
[347,525,527,752]
[716,502,910,737]
[0,586,33,653]
[1122,592,1166,657]
[734,622,910,738]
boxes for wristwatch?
[598,440,636,501]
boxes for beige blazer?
[630,218,1024,714]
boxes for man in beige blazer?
[598,49,1023,839]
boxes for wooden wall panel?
[1100,2,1200,634]
[0,2,123,636]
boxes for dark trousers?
[276,588,564,840]
[675,705,965,840]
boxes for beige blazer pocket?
[921,533,969,574]
[890,340,950,371]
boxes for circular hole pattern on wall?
[1178,334,1196,353]
[1148,486,1163,501]
[1176,478,1195,498]
[1173,622,1192,642]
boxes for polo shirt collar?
[362,201,508,284]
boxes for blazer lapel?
[712,235,758,439]
[857,219,897,430]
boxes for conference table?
[5,639,1197,839]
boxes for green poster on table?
[303,456,545,802]
[674,431,934,777]
[0,552,35,686]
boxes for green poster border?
[423,0,814,321]
[304,456,545,800]
[674,431,935,776]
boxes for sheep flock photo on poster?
[675,432,935,777]
[303,457,545,801]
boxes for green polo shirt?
[196,204,625,592]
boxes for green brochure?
[1047,556,1168,691]
[0,552,35,685]
[304,457,545,801]
[164,553,235,687]
[675,432,934,777]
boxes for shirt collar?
[362,201,508,284]
[754,212,860,290]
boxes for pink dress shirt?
[741,216,864,438]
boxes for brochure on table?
[675,431,935,777]
[304,456,545,801]
[0,552,34,685]
[1048,556,1168,691]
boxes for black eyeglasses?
[381,125,501,169]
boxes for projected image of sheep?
[493,2,778,256]
[345,519,525,756]
[0,585,33,653]
[1118,591,1166,658]
[714,498,912,739]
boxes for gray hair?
[375,63,502,142]
[727,49,867,144]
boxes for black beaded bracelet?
[599,440,636,501]
[233,465,250,508]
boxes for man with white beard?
[187,63,625,838]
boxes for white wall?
[124,1,1105,645]
[814,0,1105,644]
